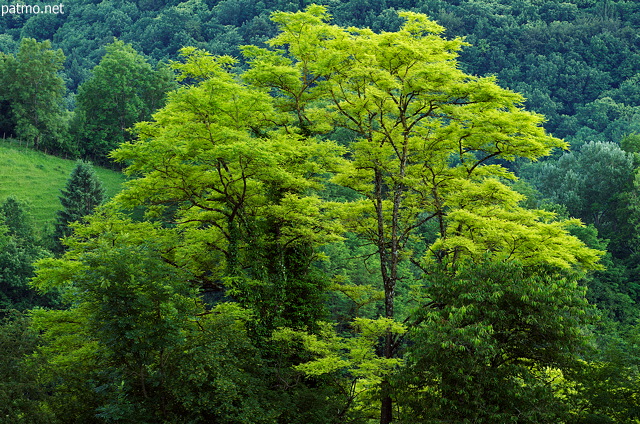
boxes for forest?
[0,0,639,423]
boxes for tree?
[30,7,604,423]
[112,47,344,330]
[242,7,601,422]
[397,261,594,423]
[73,39,175,165]
[33,45,346,423]
[0,196,35,244]
[0,197,50,311]
[0,38,69,154]
[0,310,51,423]
[523,141,636,258]
[32,212,276,423]
[52,161,105,254]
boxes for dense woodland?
[1,1,640,423]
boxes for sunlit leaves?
[112,45,345,286]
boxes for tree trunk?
[380,379,393,424]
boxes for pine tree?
[53,161,105,253]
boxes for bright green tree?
[30,7,605,424]
[242,7,602,422]
[52,161,105,254]
[112,47,344,332]
[111,49,348,421]
[33,44,346,423]
[74,39,174,165]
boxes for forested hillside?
[1,0,639,146]
[1,1,640,423]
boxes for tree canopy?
[22,7,608,424]
[73,39,174,165]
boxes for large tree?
[32,46,346,423]
[242,7,601,422]
[73,39,175,165]
[0,38,69,154]
[30,7,602,424]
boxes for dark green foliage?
[524,141,635,257]
[52,161,105,253]
[86,249,273,423]
[0,197,51,311]
[397,262,593,423]
[0,196,35,243]
[73,39,174,165]
[0,0,638,151]
[566,321,640,423]
[33,215,279,423]
[0,311,50,423]
[0,38,71,155]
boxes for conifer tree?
[0,197,49,311]
[53,161,105,253]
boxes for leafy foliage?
[32,212,277,423]
[242,8,600,421]
[73,39,174,165]
[398,261,594,424]
[112,46,344,329]
[4,3,635,423]
[0,311,50,423]
[0,197,51,311]
[0,38,69,154]
[524,142,635,254]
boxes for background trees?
[0,1,638,161]
[524,142,635,254]
[0,197,51,311]
[0,38,69,154]
[73,39,174,165]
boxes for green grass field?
[0,141,128,229]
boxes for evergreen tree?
[53,161,105,253]
[0,196,35,244]
[0,197,51,312]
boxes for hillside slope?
[0,141,127,227]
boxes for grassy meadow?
[0,140,128,230]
